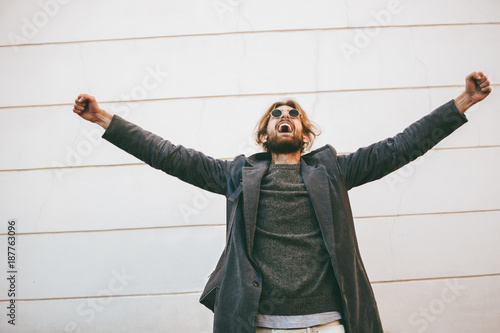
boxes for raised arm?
[72,94,230,195]
[338,71,492,190]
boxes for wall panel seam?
[2,83,500,110]
[0,22,499,49]
[371,272,500,284]
[0,224,226,236]
[1,209,499,237]
[1,145,499,173]
[2,273,499,303]
[0,290,203,303]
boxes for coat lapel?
[300,158,336,255]
[242,162,269,256]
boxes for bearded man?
[73,72,491,333]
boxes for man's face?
[263,105,309,154]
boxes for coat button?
[252,281,259,287]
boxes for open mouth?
[278,122,292,133]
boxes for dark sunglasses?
[270,108,301,118]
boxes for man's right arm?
[73,94,230,195]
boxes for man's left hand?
[455,71,492,114]
[465,71,492,104]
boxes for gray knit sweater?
[253,163,343,317]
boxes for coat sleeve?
[102,115,231,195]
[337,100,468,190]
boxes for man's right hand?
[73,94,113,129]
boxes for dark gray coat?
[103,100,467,333]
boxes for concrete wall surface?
[0,0,499,332]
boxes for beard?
[266,134,303,154]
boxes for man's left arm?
[339,71,492,190]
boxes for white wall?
[0,0,499,332]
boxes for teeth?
[279,123,291,133]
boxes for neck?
[271,151,301,164]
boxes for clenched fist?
[455,71,492,114]
[465,71,492,104]
[73,94,112,129]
